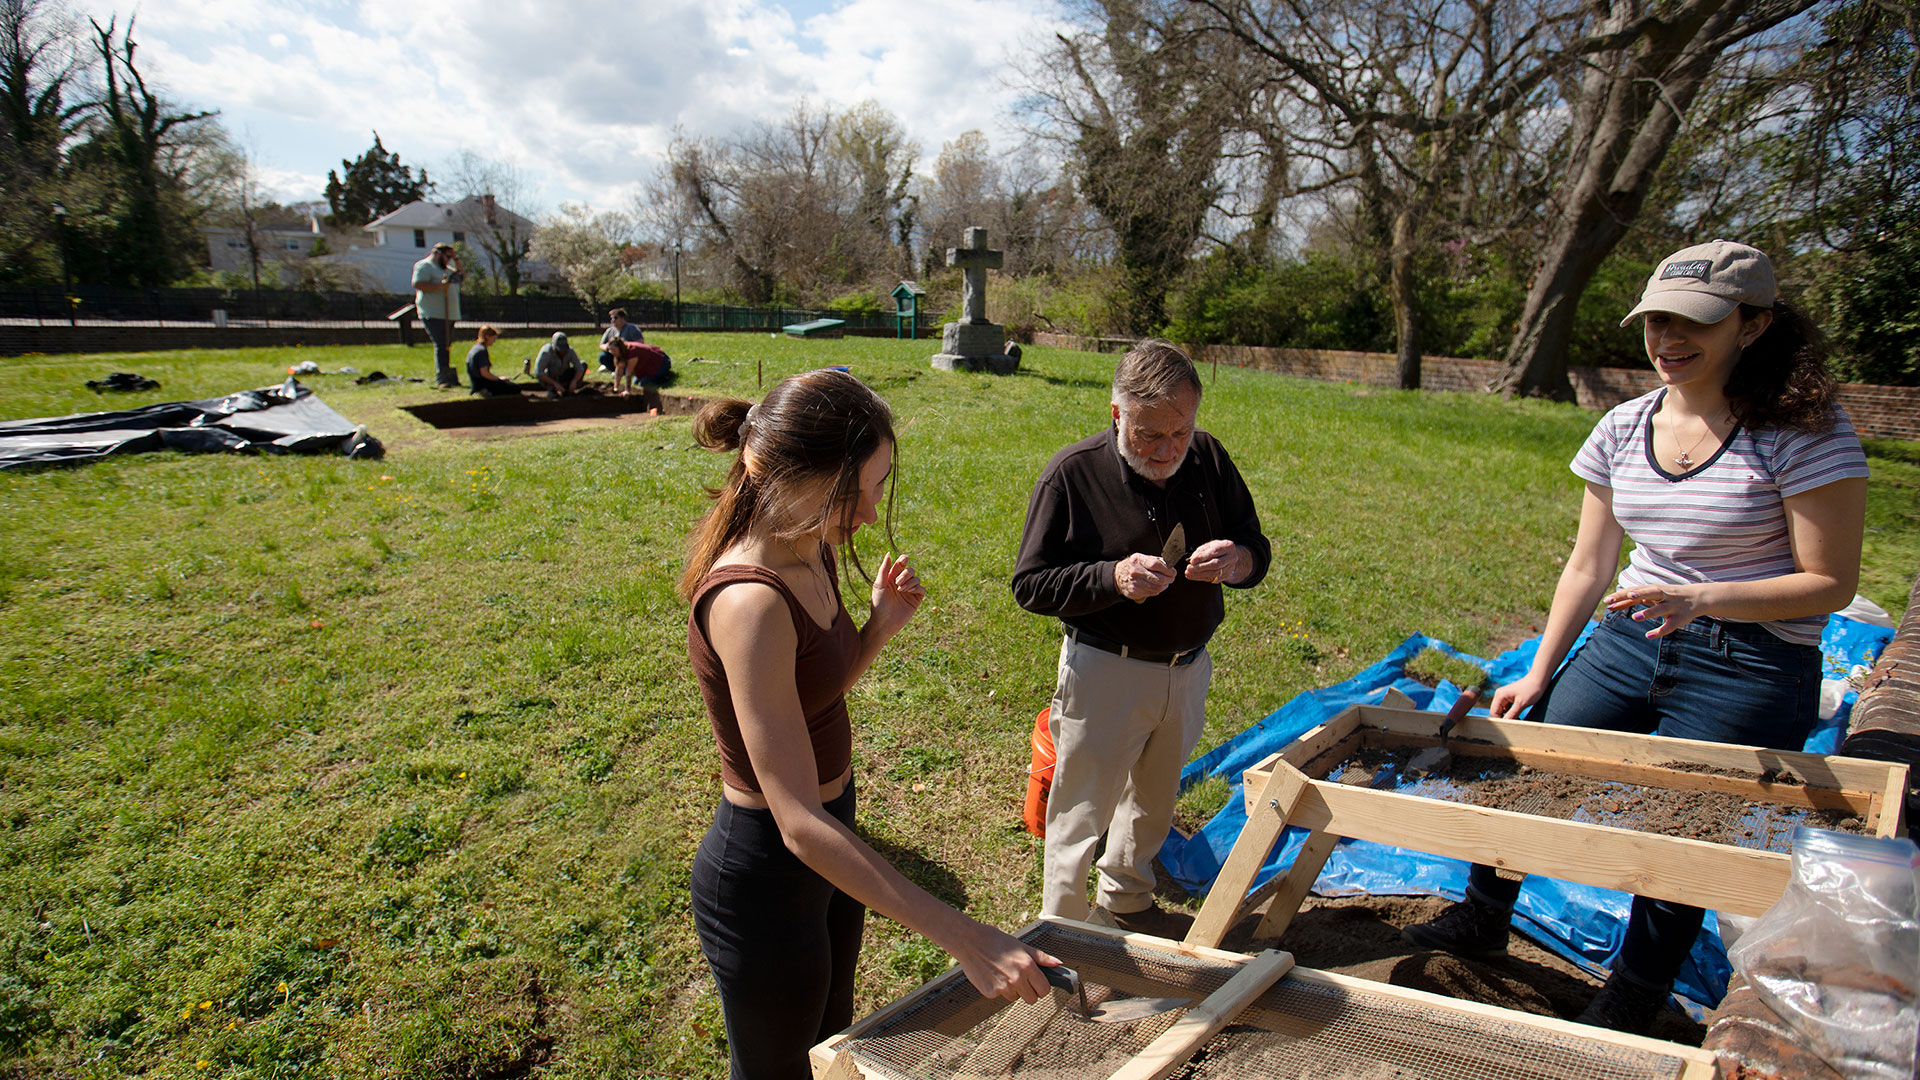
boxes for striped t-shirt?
[1571,388,1869,645]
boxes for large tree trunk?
[1391,210,1423,389]
[1491,0,1819,398]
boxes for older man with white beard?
[1012,339,1271,936]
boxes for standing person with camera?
[413,242,464,388]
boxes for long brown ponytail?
[678,369,898,600]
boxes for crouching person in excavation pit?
[531,332,586,396]
[607,335,672,406]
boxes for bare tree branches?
[1035,0,1247,331]
[443,150,541,295]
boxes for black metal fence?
[0,286,940,333]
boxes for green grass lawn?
[2,334,1915,1078]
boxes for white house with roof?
[312,195,556,294]
[204,222,323,278]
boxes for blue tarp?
[1158,615,1895,1017]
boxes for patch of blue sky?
[771,0,845,54]
[773,0,849,21]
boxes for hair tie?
[737,403,759,443]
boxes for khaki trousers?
[1041,635,1211,919]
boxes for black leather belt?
[1066,627,1203,667]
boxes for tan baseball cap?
[1620,239,1776,327]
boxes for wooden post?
[1184,759,1313,948]
[1249,829,1339,942]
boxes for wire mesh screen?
[836,922,1242,1080]
[1325,743,1867,852]
[832,924,1697,1080]
[1172,975,1691,1080]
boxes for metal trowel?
[1042,965,1189,1023]
[1158,522,1187,569]
[1407,685,1482,775]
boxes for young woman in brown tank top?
[679,369,1058,1079]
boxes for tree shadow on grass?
[1014,369,1110,393]
[857,825,970,910]
[858,370,926,396]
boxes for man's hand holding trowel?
[1115,522,1253,602]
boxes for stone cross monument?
[931,226,1018,374]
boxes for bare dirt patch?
[403,387,708,440]
[440,411,687,440]
[1223,894,1710,1046]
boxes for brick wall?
[1030,334,1920,442]
[1831,383,1920,442]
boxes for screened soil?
[1329,744,1869,850]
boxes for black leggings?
[690,786,864,1079]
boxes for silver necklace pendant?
[1675,451,1694,469]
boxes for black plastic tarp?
[0,377,382,469]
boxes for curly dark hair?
[1724,300,1839,433]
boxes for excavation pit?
[401,389,705,438]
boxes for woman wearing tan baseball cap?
[1406,240,1869,1033]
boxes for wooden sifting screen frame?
[1183,703,1911,949]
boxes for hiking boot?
[1575,970,1670,1035]
[1402,895,1511,957]
[1097,903,1194,940]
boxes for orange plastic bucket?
[1023,707,1055,837]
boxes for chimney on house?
[482,194,498,226]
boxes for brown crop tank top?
[687,548,859,792]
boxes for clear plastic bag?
[1729,826,1920,1080]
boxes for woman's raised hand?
[869,552,925,637]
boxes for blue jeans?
[423,317,457,385]
[1468,611,1820,988]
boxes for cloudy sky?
[71,0,1071,214]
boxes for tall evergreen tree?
[324,132,430,226]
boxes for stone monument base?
[930,320,1018,375]
[931,352,1020,375]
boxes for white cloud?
[68,0,1070,216]
[254,165,328,205]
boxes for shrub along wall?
[1032,333,1920,443]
